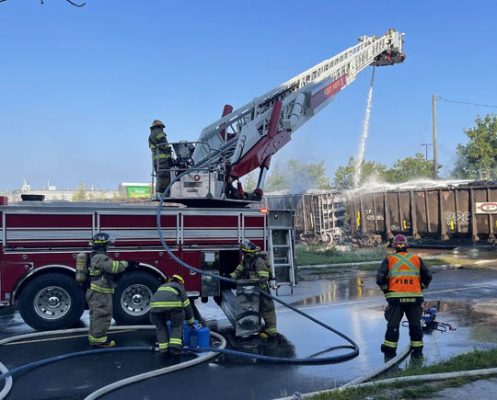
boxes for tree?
[334,158,387,190]
[72,183,87,201]
[386,153,435,183]
[264,159,332,192]
[452,114,497,180]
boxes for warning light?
[259,207,269,214]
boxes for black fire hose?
[155,174,360,364]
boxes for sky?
[1,0,497,191]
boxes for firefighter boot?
[380,344,396,359]
[91,339,116,348]
[411,346,423,358]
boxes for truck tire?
[19,273,85,331]
[113,271,161,325]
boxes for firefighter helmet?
[150,119,165,129]
[392,234,408,250]
[169,274,185,286]
[90,232,113,249]
[240,239,259,254]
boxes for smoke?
[353,68,376,188]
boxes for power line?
[438,96,497,109]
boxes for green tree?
[386,153,435,183]
[334,157,387,189]
[72,183,87,201]
[452,114,497,180]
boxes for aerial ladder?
[167,29,405,205]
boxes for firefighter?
[86,232,130,347]
[149,274,195,356]
[149,119,174,197]
[377,234,432,358]
[229,239,277,339]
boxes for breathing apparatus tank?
[75,252,89,285]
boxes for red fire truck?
[0,29,405,331]
[0,198,295,331]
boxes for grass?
[296,245,387,266]
[307,348,497,400]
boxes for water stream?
[353,67,376,188]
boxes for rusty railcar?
[261,192,345,244]
[347,183,497,242]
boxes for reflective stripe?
[257,271,270,278]
[389,254,420,275]
[383,340,398,348]
[169,338,182,345]
[111,260,120,273]
[265,327,277,334]
[182,299,190,308]
[411,341,424,348]
[150,301,183,308]
[159,342,169,349]
[89,335,107,344]
[186,317,194,324]
[158,286,180,295]
[385,292,423,298]
[90,283,114,294]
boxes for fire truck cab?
[0,199,295,331]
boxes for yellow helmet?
[240,239,259,254]
[169,274,185,285]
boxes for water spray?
[353,67,376,188]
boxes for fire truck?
[0,29,404,331]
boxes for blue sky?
[1,0,496,190]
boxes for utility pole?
[432,94,438,179]
[421,143,432,161]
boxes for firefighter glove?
[128,261,140,269]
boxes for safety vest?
[386,252,422,298]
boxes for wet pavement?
[1,267,497,399]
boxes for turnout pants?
[150,309,185,353]
[86,290,113,345]
[260,289,277,335]
[383,298,424,352]
[154,159,172,195]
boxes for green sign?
[126,186,151,198]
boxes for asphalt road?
[1,267,497,400]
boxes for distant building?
[118,183,153,199]
[4,180,121,203]
[2,181,153,203]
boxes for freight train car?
[260,191,345,244]
[346,181,497,244]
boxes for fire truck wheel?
[113,271,161,325]
[19,273,85,331]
